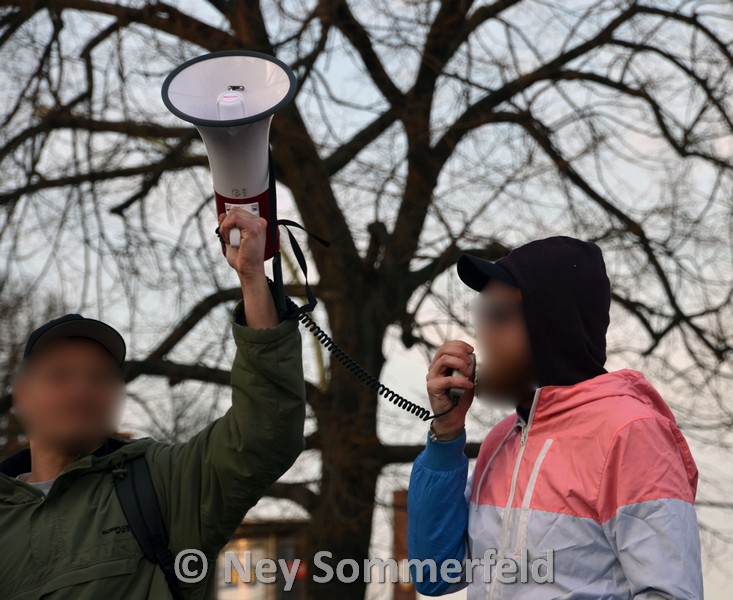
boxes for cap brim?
[457,254,518,291]
[29,320,126,366]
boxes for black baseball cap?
[457,254,518,291]
[23,314,126,367]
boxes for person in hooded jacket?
[407,236,703,599]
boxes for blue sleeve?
[407,429,469,596]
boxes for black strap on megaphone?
[276,218,330,319]
[266,150,331,321]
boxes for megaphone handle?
[229,228,240,248]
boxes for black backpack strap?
[113,456,185,600]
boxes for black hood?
[458,236,611,387]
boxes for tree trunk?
[305,407,383,598]
[303,288,389,599]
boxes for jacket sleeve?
[407,429,470,596]
[598,416,703,599]
[145,298,306,558]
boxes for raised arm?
[145,207,306,558]
[407,339,476,595]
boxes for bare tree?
[1,1,732,597]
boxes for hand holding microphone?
[426,341,476,436]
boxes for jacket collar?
[0,436,131,478]
[517,368,676,426]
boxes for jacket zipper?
[473,387,542,511]
[487,386,542,600]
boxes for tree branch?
[323,107,398,176]
[387,3,644,273]
[327,0,404,108]
[0,156,207,206]
[37,0,238,50]
[512,109,729,361]
[380,441,481,465]
[264,481,319,513]
[407,241,511,292]
[122,357,321,406]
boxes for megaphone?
[161,50,297,259]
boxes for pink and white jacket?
[407,368,703,598]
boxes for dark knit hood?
[458,235,611,387]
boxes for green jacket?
[0,300,306,599]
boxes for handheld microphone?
[448,352,476,404]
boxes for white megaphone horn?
[161,50,297,260]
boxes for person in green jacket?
[0,207,306,599]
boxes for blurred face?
[12,338,125,453]
[473,279,536,406]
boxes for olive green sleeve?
[145,299,306,558]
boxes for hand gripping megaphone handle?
[221,202,269,252]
